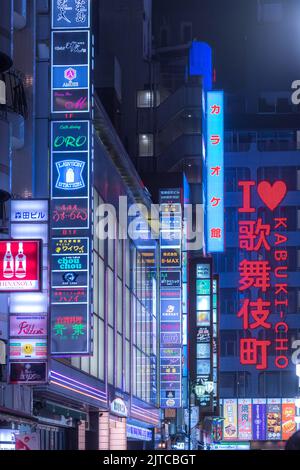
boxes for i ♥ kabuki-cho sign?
[237,180,289,370]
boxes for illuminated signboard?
[212,276,219,409]
[11,200,48,223]
[50,123,91,356]
[9,362,47,384]
[238,399,252,441]
[0,240,41,292]
[10,315,47,338]
[222,398,295,442]
[9,200,48,385]
[191,259,214,409]
[252,399,267,441]
[282,399,296,440]
[52,0,90,29]
[205,91,224,253]
[159,189,182,409]
[267,398,281,440]
[160,348,182,408]
[223,399,238,440]
[238,180,289,370]
[160,271,181,289]
[9,339,47,360]
[51,30,90,115]
[160,248,181,268]
[50,1,92,358]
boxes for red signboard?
[238,181,289,370]
[0,240,41,292]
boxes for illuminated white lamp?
[296,364,300,378]
[295,398,300,409]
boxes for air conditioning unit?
[0,80,6,105]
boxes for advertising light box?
[52,0,90,29]
[9,339,47,360]
[10,315,47,338]
[0,240,41,292]
[9,362,47,384]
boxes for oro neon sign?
[238,180,289,370]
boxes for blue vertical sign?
[50,0,92,357]
[205,91,224,253]
[159,189,182,409]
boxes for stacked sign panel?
[221,398,297,442]
[194,260,214,409]
[205,91,224,253]
[50,0,92,356]
[159,189,182,409]
[8,200,48,384]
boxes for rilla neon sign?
[238,180,289,370]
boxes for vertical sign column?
[159,189,182,409]
[50,0,92,356]
[212,276,219,412]
[194,260,214,410]
[205,91,224,253]
[8,200,48,384]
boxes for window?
[108,326,114,385]
[181,22,192,43]
[221,331,237,356]
[160,27,168,47]
[297,169,300,190]
[257,1,283,23]
[107,268,114,326]
[220,372,236,397]
[138,134,154,157]
[90,315,98,377]
[137,90,153,108]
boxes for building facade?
[0,0,160,450]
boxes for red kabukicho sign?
[238,181,289,370]
[0,240,41,292]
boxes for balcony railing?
[0,68,28,119]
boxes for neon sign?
[159,189,182,409]
[238,180,289,370]
[52,0,90,29]
[205,91,224,253]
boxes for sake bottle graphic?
[3,242,14,278]
[15,242,26,278]
[66,167,75,184]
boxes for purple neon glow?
[50,370,106,398]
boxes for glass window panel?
[132,294,137,345]
[108,326,114,385]
[126,288,130,340]
[125,340,130,393]
[107,268,114,326]
[93,253,99,315]
[125,239,130,287]
[132,346,137,396]
[117,333,123,389]
[90,315,98,377]
[117,278,123,333]
[81,356,89,374]
[108,219,115,269]
[118,233,123,278]
[99,258,104,319]
[99,319,104,380]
